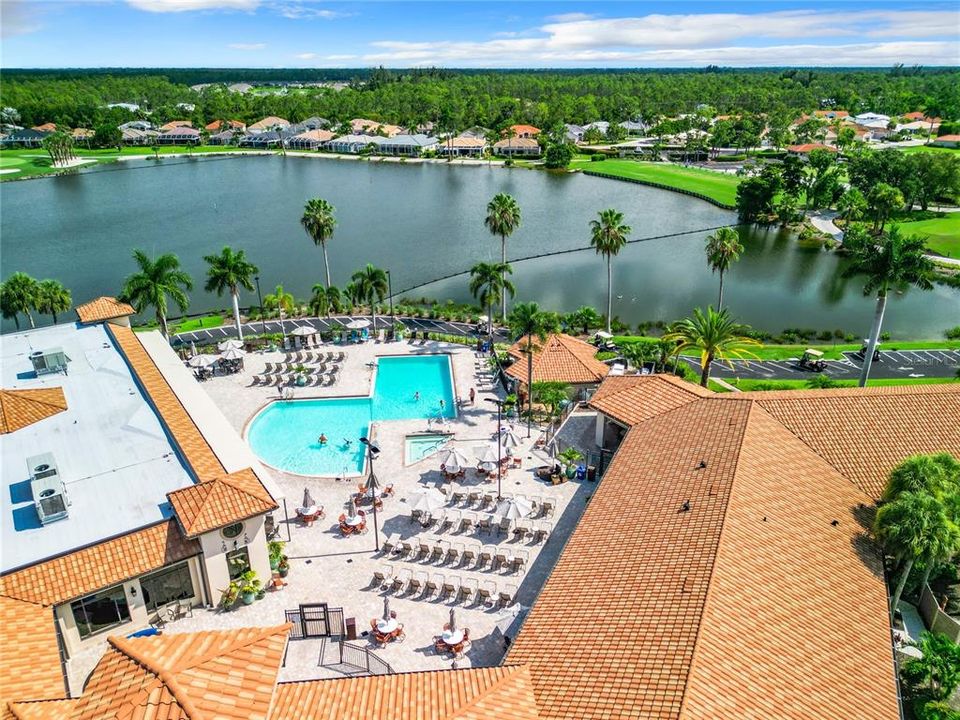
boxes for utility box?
[28,452,70,524]
[345,617,357,640]
[29,348,70,376]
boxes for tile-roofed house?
[168,468,277,538]
[932,134,960,147]
[588,374,709,427]
[74,295,134,325]
[207,129,240,146]
[493,137,541,157]
[787,143,837,155]
[505,333,609,387]
[327,134,385,154]
[238,131,285,148]
[376,134,439,156]
[205,119,246,132]
[509,124,540,138]
[158,127,201,145]
[0,597,65,706]
[248,116,290,133]
[31,123,57,133]
[269,665,541,720]
[0,388,67,434]
[159,120,192,132]
[437,136,488,156]
[286,129,335,150]
[70,128,94,140]
[4,697,77,719]
[350,118,402,137]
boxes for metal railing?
[338,642,394,676]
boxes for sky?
[2,0,959,68]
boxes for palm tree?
[301,198,337,290]
[484,193,522,321]
[564,306,603,336]
[589,209,632,333]
[34,279,72,324]
[308,283,342,317]
[664,306,761,387]
[469,261,515,336]
[203,246,258,340]
[351,264,388,333]
[120,251,192,338]
[883,453,960,504]
[874,492,960,615]
[843,225,934,386]
[1,272,39,329]
[263,284,295,315]
[704,227,744,310]
[508,301,551,437]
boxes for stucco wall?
[197,515,271,602]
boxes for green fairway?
[893,212,960,258]
[169,315,225,333]
[709,376,958,392]
[573,158,741,208]
[612,336,960,360]
[0,156,27,168]
[896,144,960,155]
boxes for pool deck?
[65,339,595,690]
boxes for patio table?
[345,515,364,527]
[442,629,465,645]
[376,618,399,634]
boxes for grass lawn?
[571,158,741,207]
[612,336,960,360]
[896,144,960,155]
[892,212,960,259]
[709,376,959,392]
[169,315,225,333]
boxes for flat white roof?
[1,323,194,572]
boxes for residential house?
[32,123,57,133]
[248,116,290,133]
[327,134,385,154]
[157,127,201,145]
[120,127,158,146]
[493,136,541,157]
[564,124,585,143]
[437,136,488,157]
[376,134,439,156]
[288,117,330,134]
[0,304,282,701]
[814,109,849,120]
[582,121,610,135]
[350,118,403,137]
[932,134,960,148]
[509,124,541,138]
[206,129,240,146]
[458,126,491,140]
[619,120,647,135]
[205,119,246,132]
[786,142,838,156]
[159,120,192,132]
[70,128,95,145]
[287,129,335,150]
[119,120,154,131]
[227,82,254,93]
[238,131,285,148]
[0,128,50,147]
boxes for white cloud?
[127,0,259,11]
[1,0,42,37]
[274,3,351,20]
[228,42,266,50]
[295,52,317,59]
[325,54,356,60]
[545,12,594,23]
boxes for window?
[226,547,250,580]
[221,522,243,539]
[140,562,194,611]
[70,585,130,639]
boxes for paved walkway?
[807,210,843,241]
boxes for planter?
[278,565,289,578]
[241,592,256,605]
[295,375,306,387]
[565,465,577,479]
[270,557,280,571]
[255,589,267,601]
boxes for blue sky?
[2,1,958,68]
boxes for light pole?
[385,269,394,319]
[485,398,505,500]
[360,437,381,551]
[254,275,265,334]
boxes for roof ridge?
[442,665,522,720]
[108,635,206,720]
[178,624,292,673]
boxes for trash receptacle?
[345,617,357,640]
[587,465,597,482]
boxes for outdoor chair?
[417,538,432,560]
[498,585,517,608]
[445,543,461,564]
[478,581,496,606]
[450,490,466,505]
[512,551,528,574]
[171,599,193,620]
[494,550,509,572]
[459,516,474,533]
[373,566,393,588]
[462,544,478,565]
[532,525,549,544]
[383,533,400,554]
[513,524,529,541]
[478,546,494,569]
[430,541,445,563]
[437,511,452,533]
[398,539,414,557]
[541,500,555,517]
[467,490,481,506]
[477,516,492,534]
[408,572,426,595]
[497,517,512,535]
[411,509,423,524]
[391,569,412,593]
[424,574,441,598]
[459,578,477,603]
[440,577,457,600]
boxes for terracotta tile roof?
[0,597,65,706]
[249,117,290,131]
[750,383,960,499]
[168,469,277,537]
[0,388,67,434]
[31,123,56,132]
[588,375,710,426]
[787,143,837,153]
[108,325,225,481]
[68,624,289,720]
[292,129,335,142]
[493,137,540,150]
[160,120,192,131]
[205,120,246,131]
[269,665,541,720]
[935,134,960,141]
[508,124,541,136]
[75,296,135,324]
[0,520,200,606]
[6,699,79,720]
[505,334,609,386]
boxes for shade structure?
[476,444,501,463]
[441,447,471,473]
[186,354,218,368]
[496,495,534,521]
[219,347,246,360]
[595,330,613,339]
[899,645,923,659]
[478,315,489,324]
[405,488,446,513]
[479,460,498,473]
[494,603,528,637]
[218,338,244,351]
[301,488,316,510]
[383,596,391,622]
[345,318,371,329]
[449,607,456,632]
[290,325,317,336]
[501,428,521,451]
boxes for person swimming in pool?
[414,391,420,401]
[439,399,445,411]
[318,433,328,445]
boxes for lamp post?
[254,275,265,334]
[485,398,504,500]
[360,437,381,551]
[385,269,394,319]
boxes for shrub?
[590,154,606,162]
[805,374,839,389]
[945,326,960,340]
[817,330,833,341]
[880,331,891,341]
[595,351,618,361]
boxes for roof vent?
[698,460,707,469]
[27,452,70,524]
[679,499,691,513]
[30,348,70,376]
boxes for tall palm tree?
[469,261,515,337]
[119,250,192,338]
[1,272,39,329]
[484,193,522,321]
[508,301,551,438]
[351,264,388,333]
[263,284,295,315]
[664,306,761,387]
[704,226,744,310]
[843,225,934,386]
[883,453,960,504]
[589,209,632,333]
[874,492,960,615]
[309,283,342,318]
[34,279,72,324]
[203,246,258,340]
[301,198,337,290]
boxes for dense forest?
[2,67,958,131]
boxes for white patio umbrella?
[595,330,613,339]
[899,645,923,659]
[383,596,391,622]
[476,444,501,464]
[218,338,244,351]
[441,447,471,473]
[290,325,317,336]
[500,428,521,454]
[345,318,371,329]
[301,488,316,510]
[187,354,218,368]
[496,495,534,521]
[219,347,246,360]
[405,487,446,514]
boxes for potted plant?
[239,570,261,605]
[218,582,240,611]
[277,555,290,578]
[503,394,518,418]
[558,448,584,479]
[293,364,308,386]
[268,541,286,571]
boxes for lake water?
[1,154,957,338]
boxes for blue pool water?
[248,355,456,476]
[405,434,452,464]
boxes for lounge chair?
[477,580,496,606]
[459,516,474,533]
[477,516,492,534]
[440,577,456,600]
[498,584,517,608]
[399,539,414,558]
[417,538,432,560]
[408,572,426,595]
[511,550,528,574]
[459,577,476,604]
[373,566,393,588]
[430,541,445,563]
[391,569,412,593]
[424,574,441,598]
[541,499,555,517]
[477,546,493,569]
[494,550,509,572]
[382,534,400,554]
[497,517,512,536]
[462,543,478,565]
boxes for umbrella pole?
[496,403,502,501]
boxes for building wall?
[197,515,271,603]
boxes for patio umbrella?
[187,354,218,368]
[219,347,246,360]
[405,488,446,514]
[290,325,317,336]
[496,495,534,521]
[501,429,521,455]
[595,330,613,339]
[476,444,500,463]
[301,488,316,510]
[218,338,244,351]
[441,447,471,473]
[479,460,498,473]
[449,608,456,633]
[494,603,528,637]
[345,318,371,329]
[899,645,923,659]
[190,341,197,357]
[383,596,391,622]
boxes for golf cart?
[858,340,881,363]
[798,348,826,372]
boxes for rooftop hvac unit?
[30,348,70,376]
[27,452,70,525]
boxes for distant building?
[159,120,192,132]
[238,131,285,148]
[786,143,838,156]
[564,124,584,143]
[437,136,488,157]
[619,120,647,135]
[157,127,201,145]
[248,116,290,133]
[376,134,439,157]
[0,128,50,147]
[932,134,960,148]
[120,128,158,145]
[493,136,541,157]
[287,129,336,150]
[206,129,240,146]
[327,134,385,154]
[227,83,254,93]
[457,126,491,140]
[509,124,540,139]
[32,122,57,132]
[350,118,402,137]
[205,119,246,132]
[120,120,153,131]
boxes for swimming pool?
[247,355,456,476]
[405,433,452,464]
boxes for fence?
[919,584,960,643]
[338,642,395,676]
[284,603,393,676]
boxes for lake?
[1,154,957,339]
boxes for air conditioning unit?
[30,348,70,376]
[27,453,70,525]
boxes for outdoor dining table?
[441,629,465,646]
[376,618,399,634]
[296,506,322,525]
[345,515,364,527]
